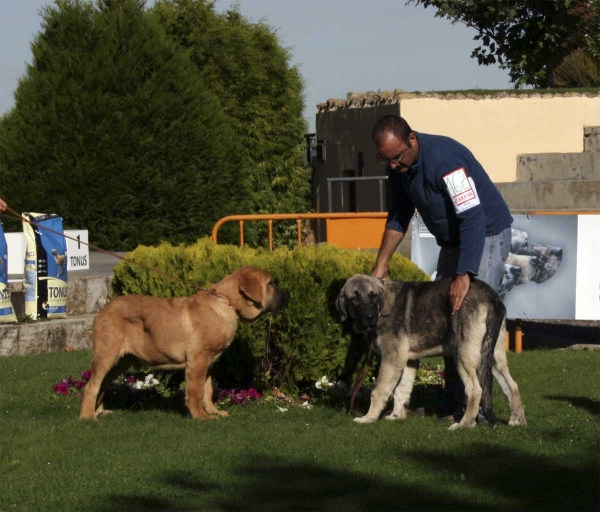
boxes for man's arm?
[372,229,404,279]
[438,165,486,315]
[449,273,471,315]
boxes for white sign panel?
[411,214,600,321]
[64,230,89,271]
[575,216,600,320]
[4,232,26,276]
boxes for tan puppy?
[80,266,288,420]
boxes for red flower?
[53,380,70,396]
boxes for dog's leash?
[1,205,208,293]
[348,343,374,417]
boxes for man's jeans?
[435,227,511,418]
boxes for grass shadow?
[98,458,483,512]
[97,444,599,511]
[545,395,600,416]
[402,443,599,511]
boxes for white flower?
[131,374,160,390]
[144,374,159,386]
[277,407,288,413]
[315,376,333,390]
[302,402,313,410]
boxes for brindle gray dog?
[336,275,527,430]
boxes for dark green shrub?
[0,0,248,249]
[111,238,429,393]
[149,0,311,247]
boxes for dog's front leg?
[185,357,212,419]
[202,374,229,417]
[387,359,420,420]
[355,350,407,424]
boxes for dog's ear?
[378,283,395,317]
[238,269,265,306]
[336,291,348,322]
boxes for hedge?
[111,238,430,393]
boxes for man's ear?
[336,292,348,322]
[379,283,395,317]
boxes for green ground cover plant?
[0,349,598,511]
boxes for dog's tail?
[478,296,505,426]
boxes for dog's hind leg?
[387,359,420,420]
[477,305,504,427]
[95,356,136,416]
[80,351,131,420]
[355,343,407,424]
[80,313,132,420]
[492,329,527,426]
[450,357,481,430]
[449,314,486,430]
[80,368,105,419]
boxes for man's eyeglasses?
[377,136,411,168]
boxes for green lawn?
[0,350,598,512]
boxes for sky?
[0,0,514,132]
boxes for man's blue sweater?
[386,132,513,276]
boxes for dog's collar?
[203,288,231,306]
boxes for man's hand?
[0,198,6,212]
[449,274,471,316]
[371,264,388,281]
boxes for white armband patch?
[443,168,480,214]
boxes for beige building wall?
[399,95,600,182]
[312,91,600,242]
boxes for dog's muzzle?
[266,287,289,313]
[351,304,378,333]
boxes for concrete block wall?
[0,273,112,357]
[584,127,600,152]
[496,126,600,212]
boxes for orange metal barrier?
[212,210,600,251]
[211,212,388,251]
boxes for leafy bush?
[111,238,429,392]
[552,48,600,88]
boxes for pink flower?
[216,388,262,405]
[53,380,70,396]
[81,370,92,381]
[247,388,261,400]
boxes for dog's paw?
[448,420,476,431]
[354,416,376,424]
[385,411,406,421]
[508,416,527,426]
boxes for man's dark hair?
[372,115,412,147]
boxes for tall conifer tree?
[0,0,249,249]
[150,0,311,244]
